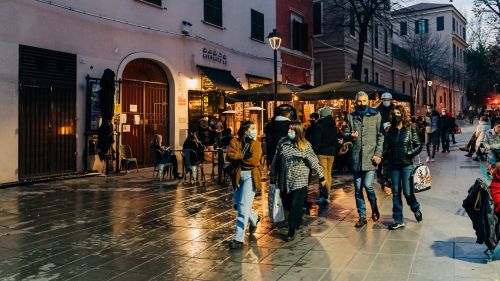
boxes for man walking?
[439,108,453,153]
[344,91,384,227]
[264,107,292,166]
[376,92,394,191]
[424,104,440,162]
[313,107,338,204]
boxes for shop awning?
[198,65,243,92]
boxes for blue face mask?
[247,129,257,140]
[288,131,296,140]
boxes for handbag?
[454,127,462,134]
[409,127,432,193]
[225,142,250,176]
[268,184,285,223]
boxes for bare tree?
[328,0,402,80]
[398,33,449,110]
[474,0,500,19]
[473,0,500,41]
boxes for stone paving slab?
[1,122,500,280]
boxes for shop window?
[204,0,222,27]
[251,9,264,41]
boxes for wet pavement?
[1,122,500,281]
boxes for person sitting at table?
[183,133,205,164]
[150,134,181,179]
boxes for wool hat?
[319,107,332,117]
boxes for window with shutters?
[400,22,407,36]
[384,29,388,53]
[291,13,308,52]
[374,24,379,49]
[437,16,444,31]
[204,0,222,27]
[250,9,264,41]
[313,2,322,35]
[463,27,466,40]
[364,68,369,83]
[415,19,428,34]
[452,17,455,32]
[349,10,356,36]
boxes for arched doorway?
[121,59,169,167]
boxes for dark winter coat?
[264,117,291,163]
[384,125,422,166]
[376,103,394,124]
[312,115,339,156]
[438,115,454,132]
[463,178,499,250]
[343,107,385,172]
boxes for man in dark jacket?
[313,107,338,204]
[305,112,319,143]
[376,92,394,191]
[264,107,292,165]
[439,109,453,152]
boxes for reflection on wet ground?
[1,127,500,281]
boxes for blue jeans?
[390,165,420,223]
[233,170,258,242]
[353,171,377,218]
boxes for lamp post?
[427,80,433,106]
[268,29,282,109]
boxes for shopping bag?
[268,184,285,223]
[455,127,462,134]
[411,164,431,193]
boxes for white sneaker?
[431,158,435,162]
[426,157,430,163]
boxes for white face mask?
[383,101,391,107]
[427,109,432,113]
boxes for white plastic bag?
[268,184,285,223]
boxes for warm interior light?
[187,78,197,90]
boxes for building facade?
[312,2,468,115]
[0,0,275,183]
[392,3,468,115]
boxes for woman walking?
[271,120,325,241]
[226,121,262,249]
[384,105,423,230]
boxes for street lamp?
[268,29,282,108]
[427,80,433,105]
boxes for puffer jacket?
[384,125,422,166]
[475,121,491,151]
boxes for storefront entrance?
[121,59,169,167]
[18,45,77,180]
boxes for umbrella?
[245,106,265,111]
[226,82,303,102]
[299,80,405,101]
[222,110,237,114]
[97,68,116,161]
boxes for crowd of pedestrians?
[225,91,436,248]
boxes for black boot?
[371,201,380,222]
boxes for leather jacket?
[384,124,422,166]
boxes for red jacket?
[489,171,500,214]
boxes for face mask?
[383,101,391,107]
[247,129,257,140]
[288,131,296,140]
[356,105,368,111]
[392,115,402,124]
[427,109,432,113]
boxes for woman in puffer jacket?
[383,105,423,230]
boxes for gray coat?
[343,108,384,172]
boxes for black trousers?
[286,187,307,230]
